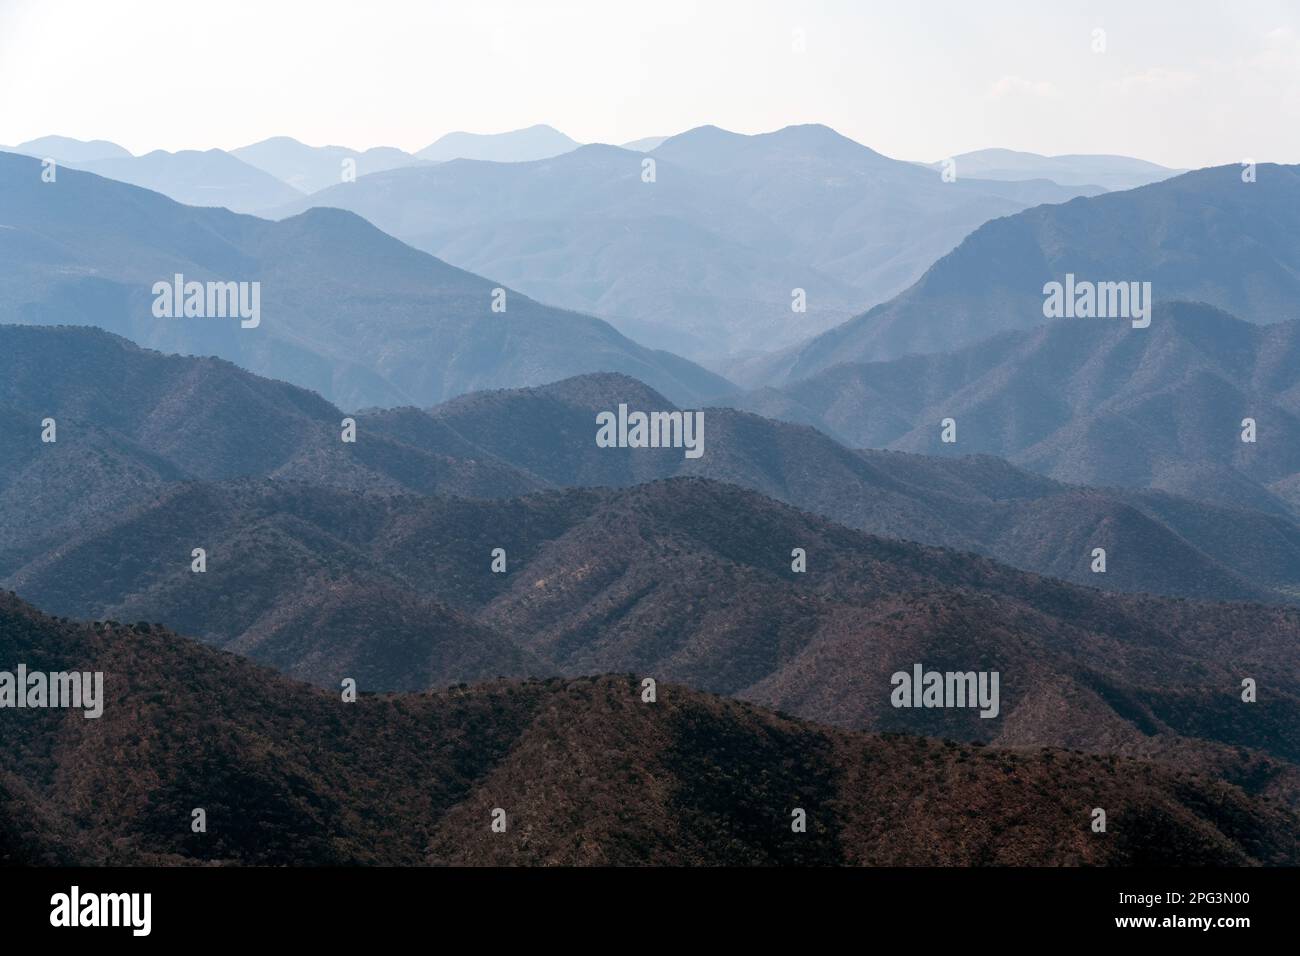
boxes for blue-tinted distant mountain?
[9,135,132,163]
[415,124,580,162]
[6,139,302,213]
[621,135,668,151]
[929,148,1183,191]
[275,124,1098,361]
[0,151,730,409]
[747,164,1300,385]
[231,136,424,194]
[651,124,1101,282]
[274,140,861,358]
[72,148,305,213]
[730,302,1300,518]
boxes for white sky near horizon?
[0,0,1296,169]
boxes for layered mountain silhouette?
[231,137,423,193]
[10,129,582,207]
[2,330,1295,774]
[4,594,1292,865]
[0,325,547,568]
[4,325,1300,604]
[229,127,579,195]
[926,149,1181,191]
[621,135,669,152]
[415,372,1300,602]
[272,124,1098,360]
[68,149,306,214]
[749,164,1300,384]
[732,302,1300,518]
[8,474,1300,798]
[3,135,132,164]
[5,137,308,212]
[0,152,729,409]
[416,124,580,163]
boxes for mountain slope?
[8,135,131,163]
[0,151,730,408]
[2,325,1297,605]
[621,135,669,152]
[8,477,1299,789]
[409,371,1300,603]
[755,164,1300,384]
[1,593,1294,865]
[731,302,1300,515]
[75,149,305,213]
[232,136,421,193]
[929,149,1182,191]
[416,124,580,162]
[274,125,1097,360]
[0,325,544,568]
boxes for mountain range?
[4,593,1292,866]
[271,124,1103,360]
[1,326,1297,793]
[5,113,1298,873]
[70,149,305,214]
[1,127,585,215]
[5,474,1299,813]
[0,151,728,409]
[415,124,580,163]
[747,163,1300,384]
[1,139,304,214]
[730,302,1300,517]
[4,325,1300,607]
[925,148,1182,191]
[228,126,582,195]
[230,137,423,194]
[8,127,1194,369]
[621,135,669,152]
[3,135,132,163]
[420,373,1300,603]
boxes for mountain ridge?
[0,151,730,409]
[747,164,1300,385]
[2,591,1296,865]
[3,324,1299,605]
[7,474,1298,793]
[269,123,1101,359]
[728,301,1300,516]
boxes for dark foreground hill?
[1,593,1294,866]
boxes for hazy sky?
[1,0,1295,168]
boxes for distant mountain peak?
[11,135,133,163]
[237,134,311,149]
[0,156,731,408]
[929,147,1183,190]
[430,371,676,417]
[652,122,894,173]
[416,125,580,163]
